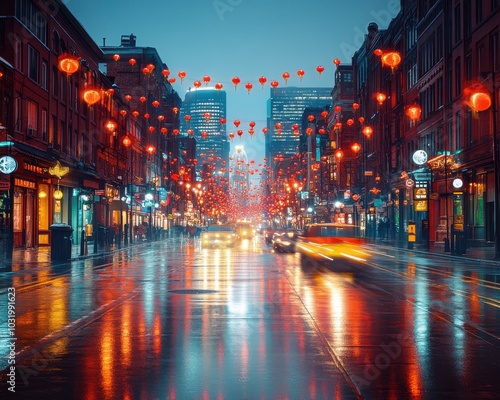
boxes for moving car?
[264,227,274,245]
[295,223,370,269]
[201,225,238,248]
[272,228,301,253]
[235,221,256,240]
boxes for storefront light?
[54,189,64,200]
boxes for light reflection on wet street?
[1,235,500,399]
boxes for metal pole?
[491,66,500,259]
[444,150,450,252]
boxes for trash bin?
[97,225,107,247]
[50,223,73,261]
[451,226,466,255]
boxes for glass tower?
[266,87,332,162]
[180,87,229,180]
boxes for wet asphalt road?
[1,235,500,399]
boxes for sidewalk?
[0,239,146,266]
[376,238,500,265]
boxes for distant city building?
[266,87,332,165]
[180,87,229,181]
[230,145,250,206]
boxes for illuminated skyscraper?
[180,87,229,180]
[266,87,332,163]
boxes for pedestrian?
[377,218,384,240]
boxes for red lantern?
[187,129,194,135]
[201,131,209,139]
[363,126,373,138]
[358,116,365,124]
[375,92,386,105]
[105,120,116,132]
[245,83,253,94]
[382,52,401,70]
[228,132,235,140]
[318,128,325,135]
[374,49,383,56]
[333,58,341,66]
[237,130,243,137]
[282,72,290,84]
[234,120,241,128]
[249,121,256,128]
[146,64,155,73]
[144,113,150,119]
[232,76,241,89]
[157,115,165,121]
[120,109,127,116]
[128,58,136,69]
[321,110,328,119]
[124,94,132,101]
[139,96,146,103]
[184,114,191,123]
[122,136,131,147]
[334,105,342,113]
[178,71,186,83]
[58,53,80,76]
[469,92,492,112]
[405,104,422,120]
[297,69,305,80]
[148,126,155,133]
[152,100,160,108]
[83,89,100,106]
[168,77,176,85]
[292,123,299,130]
[347,118,354,126]
[293,129,299,136]
[306,127,313,135]
[275,122,282,130]
[352,102,360,110]
[258,76,267,88]
[316,65,325,76]
[112,54,120,63]
[270,80,279,89]
[215,82,223,91]
[193,80,202,88]
[219,117,226,125]
[172,107,179,115]
[173,128,180,135]
[262,127,268,135]
[142,67,150,76]
[162,69,170,81]
[307,115,315,122]
[132,111,139,117]
[161,127,168,134]
[203,112,211,123]
[203,75,211,85]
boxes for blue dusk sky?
[66,0,401,163]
